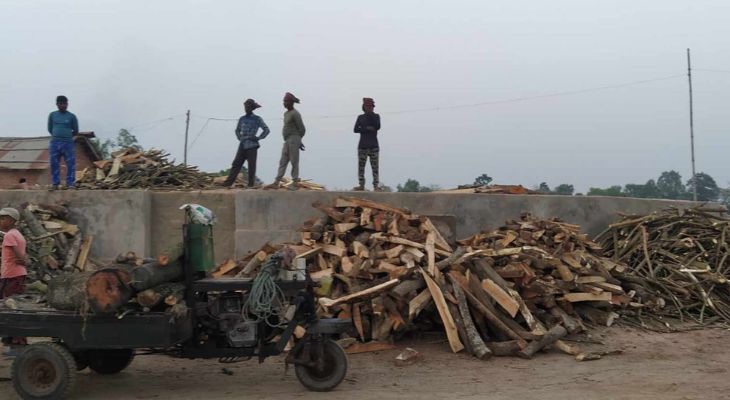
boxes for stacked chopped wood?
[595,206,730,326]
[217,198,633,360]
[76,148,212,190]
[0,203,95,291]
[264,177,326,191]
[443,184,537,195]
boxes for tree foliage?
[657,170,687,200]
[553,184,575,196]
[397,179,433,192]
[687,172,720,202]
[89,129,143,160]
[587,186,624,197]
[474,174,493,186]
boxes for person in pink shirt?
[0,207,28,355]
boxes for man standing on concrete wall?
[223,99,270,188]
[47,95,79,190]
[353,97,381,191]
[272,92,306,190]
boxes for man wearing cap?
[353,98,382,191]
[273,92,306,189]
[0,208,27,355]
[223,99,270,188]
[47,95,79,190]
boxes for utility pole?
[687,48,697,201]
[184,109,190,166]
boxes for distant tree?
[397,179,432,192]
[553,184,574,196]
[687,172,720,202]
[657,170,687,200]
[720,187,730,208]
[89,138,113,159]
[537,182,551,193]
[474,174,493,186]
[623,179,659,199]
[587,186,624,197]
[115,129,143,151]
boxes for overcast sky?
[1,0,728,192]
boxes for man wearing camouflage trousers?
[353,98,381,191]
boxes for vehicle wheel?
[295,339,348,392]
[11,342,77,400]
[87,349,135,375]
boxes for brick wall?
[0,141,97,188]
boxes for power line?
[694,68,730,74]
[125,114,184,131]
[188,118,212,149]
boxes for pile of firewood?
[596,206,730,325]
[0,203,95,291]
[217,197,635,360]
[443,184,537,195]
[46,244,185,316]
[76,148,212,190]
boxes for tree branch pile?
[595,206,730,325]
[76,148,212,190]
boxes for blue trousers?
[49,139,76,186]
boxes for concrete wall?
[0,190,697,263]
[0,190,149,258]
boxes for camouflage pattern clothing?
[358,148,379,188]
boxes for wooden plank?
[335,223,359,234]
[294,247,323,260]
[561,292,612,302]
[575,276,606,284]
[420,217,453,252]
[408,289,432,321]
[344,341,397,354]
[353,303,365,340]
[588,281,624,294]
[420,269,464,353]
[341,196,410,216]
[384,245,404,259]
[321,244,347,257]
[481,279,520,318]
[360,207,372,226]
[319,279,400,308]
[426,233,436,276]
[352,241,370,259]
[212,259,238,278]
[76,235,93,272]
[404,246,425,261]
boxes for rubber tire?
[295,339,348,392]
[87,349,135,375]
[11,342,77,400]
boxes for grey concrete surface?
[0,190,698,262]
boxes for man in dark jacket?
[47,95,79,190]
[353,98,381,191]
[223,99,270,188]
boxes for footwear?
[352,185,365,191]
[374,186,383,192]
[49,184,59,191]
[287,183,298,191]
[67,185,77,190]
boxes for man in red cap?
[273,92,306,189]
[223,98,270,188]
[353,97,381,191]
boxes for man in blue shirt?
[223,99,270,188]
[47,95,79,190]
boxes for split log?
[239,251,268,276]
[76,235,94,271]
[549,306,585,334]
[157,242,184,266]
[319,279,400,308]
[420,269,464,353]
[47,272,92,311]
[485,340,522,357]
[129,260,183,292]
[137,283,186,308]
[451,280,491,359]
[574,305,619,327]
[516,325,568,359]
[63,235,83,272]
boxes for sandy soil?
[2,327,730,400]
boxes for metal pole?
[687,49,697,201]
[184,109,190,165]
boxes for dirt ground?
[2,327,730,400]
